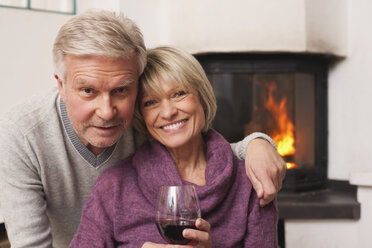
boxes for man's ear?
[55,74,65,102]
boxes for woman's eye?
[143,100,156,107]
[174,91,187,97]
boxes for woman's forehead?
[142,73,184,91]
[142,82,187,97]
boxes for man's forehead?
[64,54,138,73]
[64,53,137,63]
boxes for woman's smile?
[161,119,188,132]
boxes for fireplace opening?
[196,53,329,192]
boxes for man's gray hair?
[53,9,146,80]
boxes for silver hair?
[53,9,146,81]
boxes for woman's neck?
[167,135,207,186]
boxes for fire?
[264,82,297,169]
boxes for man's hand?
[245,138,286,207]
[142,218,211,248]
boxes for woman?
[70,46,278,247]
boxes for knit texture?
[70,130,278,247]
[0,87,144,248]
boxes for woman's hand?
[183,218,211,247]
[142,218,212,248]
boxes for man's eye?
[82,88,93,94]
[115,87,127,94]
[143,100,156,107]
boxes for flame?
[286,162,297,170]
[263,82,297,169]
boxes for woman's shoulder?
[132,139,170,165]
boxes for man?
[0,9,285,248]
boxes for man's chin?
[76,128,124,151]
[86,135,122,150]
[97,137,120,147]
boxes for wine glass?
[156,185,201,245]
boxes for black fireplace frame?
[196,53,329,192]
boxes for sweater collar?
[133,129,235,213]
[58,97,116,167]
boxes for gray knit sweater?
[0,88,145,248]
[0,87,275,248]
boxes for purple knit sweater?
[70,130,278,247]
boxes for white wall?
[148,0,308,53]
[118,0,167,49]
[122,0,346,55]
[76,0,120,13]
[0,8,70,116]
[305,0,347,55]
[328,0,372,180]
[285,220,358,248]
[0,0,122,117]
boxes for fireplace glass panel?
[197,54,328,191]
[210,72,316,171]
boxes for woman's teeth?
[162,120,186,130]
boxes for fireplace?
[196,53,329,192]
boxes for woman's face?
[140,79,205,150]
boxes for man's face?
[57,54,138,155]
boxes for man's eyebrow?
[118,79,135,87]
[74,79,135,87]
[75,79,90,87]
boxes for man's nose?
[96,94,117,120]
[159,100,177,119]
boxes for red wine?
[156,219,197,245]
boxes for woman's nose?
[96,95,117,120]
[159,100,177,119]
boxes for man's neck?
[86,145,105,155]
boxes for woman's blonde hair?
[134,46,217,135]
